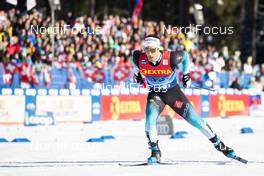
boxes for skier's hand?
[182,73,191,88]
[133,73,144,85]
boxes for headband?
[143,37,160,48]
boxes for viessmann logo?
[140,69,172,75]
[218,95,245,117]
[110,96,142,120]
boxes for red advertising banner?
[101,94,201,120]
[101,94,147,120]
[210,95,250,117]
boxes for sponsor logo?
[27,112,54,126]
[174,100,183,109]
[28,116,54,125]
[140,68,172,75]
[182,103,190,118]
[163,59,168,65]
[218,95,245,117]
[110,96,142,120]
[202,100,210,112]
[26,103,36,110]
[92,102,101,115]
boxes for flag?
[250,95,262,105]
[20,62,31,84]
[6,0,17,5]
[91,69,105,83]
[4,62,16,74]
[67,68,77,89]
[132,0,143,27]
[83,66,96,82]
[30,68,40,86]
[113,67,126,81]
[113,65,131,81]
[27,0,36,11]
[44,67,52,87]
[3,73,12,85]
[3,62,17,85]
[191,71,203,81]
[121,65,131,77]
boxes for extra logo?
[140,68,172,75]
[110,96,142,120]
[218,95,245,117]
[141,60,147,65]
[174,100,183,109]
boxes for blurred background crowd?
[0,0,263,91]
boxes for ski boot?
[147,141,161,165]
[210,135,235,158]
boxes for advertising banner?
[101,94,147,120]
[201,95,210,118]
[101,94,201,120]
[0,95,25,124]
[25,93,54,126]
[210,95,250,117]
[91,95,101,121]
[36,96,92,123]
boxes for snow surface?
[0,116,264,176]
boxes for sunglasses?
[144,47,157,53]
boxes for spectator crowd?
[0,9,263,91]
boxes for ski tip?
[233,156,248,164]
[238,158,248,164]
[226,152,248,164]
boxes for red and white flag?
[3,62,17,85]
[91,69,105,83]
[4,62,16,74]
[43,67,52,87]
[191,71,203,81]
[3,73,12,85]
[20,62,31,84]
[68,68,77,89]
[82,66,96,81]
[30,68,39,86]
[113,66,129,81]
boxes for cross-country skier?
[132,34,237,164]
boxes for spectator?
[230,77,241,90]
[243,56,253,74]
[0,8,263,90]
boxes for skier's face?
[144,47,159,62]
